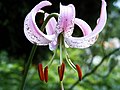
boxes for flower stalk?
[60,34,63,64]
[46,47,57,67]
[20,45,37,90]
[41,13,58,32]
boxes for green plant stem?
[20,45,37,90]
[41,13,58,32]
[60,34,63,64]
[45,47,58,67]
[60,81,64,90]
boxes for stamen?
[67,55,76,70]
[58,66,62,81]
[76,64,82,80]
[64,47,76,71]
[46,47,57,67]
[61,62,65,81]
[58,62,65,81]
[38,64,44,81]
[44,66,48,83]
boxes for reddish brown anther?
[58,66,62,81]
[76,64,82,80]
[44,66,48,83]
[38,64,44,81]
[58,62,65,81]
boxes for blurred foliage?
[0,0,120,90]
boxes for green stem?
[20,45,37,90]
[20,13,58,90]
[60,81,64,90]
[45,46,58,67]
[41,13,58,32]
[60,34,63,64]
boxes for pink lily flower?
[24,0,107,50]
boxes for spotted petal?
[44,13,58,50]
[24,1,56,45]
[64,0,107,48]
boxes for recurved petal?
[64,0,107,49]
[92,0,107,35]
[64,34,98,49]
[24,1,56,45]
[75,18,92,36]
[44,13,57,35]
[64,18,92,48]
[64,18,95,48]
[44,13,58,50]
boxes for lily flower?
[23,0,107,87]
[24,0,107,50]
